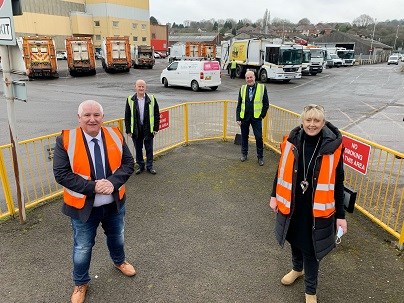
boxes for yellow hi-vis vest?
[62,126,125,209]
[275,137,343,218]
[240,84,264,119]
[231,60,237,69]
[127,94,155,133]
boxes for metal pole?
[370,19,377,61]
[393,25,399,51]
[0,45,26,223]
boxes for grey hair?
[77,100,104,116]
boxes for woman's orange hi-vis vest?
[276,137,342,218]
[62,126,125,209]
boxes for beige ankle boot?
[280,269,304,285]
[305,293,317,303]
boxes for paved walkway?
[0,141,403,303]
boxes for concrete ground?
[0,141,403,303]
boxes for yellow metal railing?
[1,101,403,249]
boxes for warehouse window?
[152,33,156,39]
[142,37,147,42]
[133,36,138,42]
[141,24,146,30]
[94,21,100,27]
[112,21,119,28]
[95,35,101,41]
[132,23,138,29]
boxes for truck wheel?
[282,79,291,83]
[310,72,317,76]
[148,65,153,69]
[191,80,199,92]
[260,70,268,82]
[235,65,244,78]
[69,70,76,77]
[163,78,168,88]
[210,86,218,91]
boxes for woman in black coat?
[269,104,347,303]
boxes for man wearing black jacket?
[236,71,269,166]
[125,79,160,175]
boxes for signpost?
[342,136,371,175]
[1,0,26,223]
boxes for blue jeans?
[71,203,126,285]
[240,119,264,159]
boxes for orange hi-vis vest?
[275,137,343,218]
[62,126,125,209]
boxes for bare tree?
[353,14,374,27]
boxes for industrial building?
[13,0,151,50]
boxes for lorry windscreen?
[279,48,302,65]
[310,49,324,58]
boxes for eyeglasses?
[304,104,324,111]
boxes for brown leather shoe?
[115,261,136,277]
[71,284,88,303]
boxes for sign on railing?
[342,135,371,175]
[159,110,169,130]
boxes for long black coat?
[271,121,345,260]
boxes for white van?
[160,60,221,91]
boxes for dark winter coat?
[271,121,345,260]
[124,93,160,140]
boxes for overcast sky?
[149,0,403,25]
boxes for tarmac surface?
[0,141,403,303]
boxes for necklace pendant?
[300,180,309,194]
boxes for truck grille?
[284,67,299,72]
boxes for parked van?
[160,60,221,91]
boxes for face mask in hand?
[335,226,344,244]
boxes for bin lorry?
[19,36,59,79]
[336,49,355,66]
[225,39,302,83]
[65,36,96,76]
[302,45,325,75]
[100,37,131,73]
[131,45,155,69]
[168,42,217,62]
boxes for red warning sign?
[159,110,169,131]
[342,135,371,175]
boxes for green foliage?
[150,16,159,25]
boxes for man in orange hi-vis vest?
[269,104,347,303]
[53,100,135,303]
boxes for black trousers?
[240,118,263,159]
[291,244,320,295]
[132,130,154,170]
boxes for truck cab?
[259,44,303,83]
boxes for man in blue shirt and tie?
[236,70,269,166]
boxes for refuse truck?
[65,36,96,76]
[19,36,59,79]
[131,45,155,69]
[168,42,217,62]
[224,38,303,83]
[100,37,131,73]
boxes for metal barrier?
[1,101,403,248]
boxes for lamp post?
[393,25,399,51]
[369,18,377,61]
